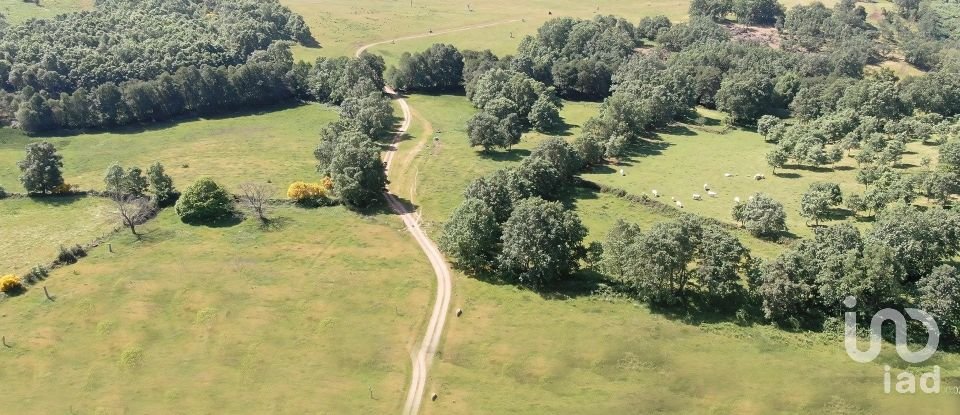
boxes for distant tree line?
[4,0,316,133]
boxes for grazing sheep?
[676,200,684,208]
[708,191,718,197]
[724,173,733,177]
[671,196,676,201]
[652,189,660,197]
[754,173,766,181]
[703,183,710,191]
[692,193,703,201]
[619,169,625,176]
[734,196,741,203]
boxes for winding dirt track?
[354,19,523,58]
[357,19,521,414]
[382,87,451,415]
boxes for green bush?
[175,178,235,223]
[0,185,6,199]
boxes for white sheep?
[692,193,703,201]
[676,200,684,208]
[670,196,676,201]
[619,169,625,176]
[734,196,741,203]
[708,191,718,197]
[724,173,733,178]
[652,189,660,197]
[703,183,710,191]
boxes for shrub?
[23,265,49,284]
[56,244,87,265]
[0,275,23,294]
[0,185,6,199]
[174,178,235,223]
[52,183,76,195]
[287,179,332,203]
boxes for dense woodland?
[1,0,312,131]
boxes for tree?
[320,133,387,208]
[125,167,148,197]
[467,111,518,151]
[866,205,960,281]
[637,15,672,40]
[766,146,789,174]
[147,162,176,206]
[917,265,960,333]
[18,141,64,194]
[799,182,842,226]
[498,197,587,288]
[528,137,582,179]
[104,163,126,197]
[238,183,273,223]
[463,168,533,223]
[386,43,464,92]
[939,140,960,172]
[715,71,775,125]
[690,0,733,21]
[528,95,563,132]
[732,193,787,238]
[733,0,785,25]
[113,195,154,238]
[439,199,500,273]
[174,178,235,223]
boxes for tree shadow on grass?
[539,120,576,137]
[786,164,835,173]
[31,101,312,138]
[657,124,698,137]
[356,193,420,217]
[773,172,802,179]
[477,148,531,162]
[28,194,87,206]
[259,216,293,232]
[181,214,244,228]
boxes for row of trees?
[386,43,464,92]
[439,138,587,287]
[1,0,311,96]
[466,68,563,151]
[759,206,960,336]
[690,0,785,26]
[15,43,302,133]
[313,55,392,209]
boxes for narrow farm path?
[382,85,451,415]
[358,20,520,413]
[354,19,523,58]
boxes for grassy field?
[284,0,830,64]
[0,195,116,275]
[0,104,338,197]
[0,206,434,414]
[581,108,940,238]
[425,275,959,414]
[0,0,92,24]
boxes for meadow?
[1,0,92,24]
[0,206,434,414]
[0,195,115,274]
[0,104,338,197]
